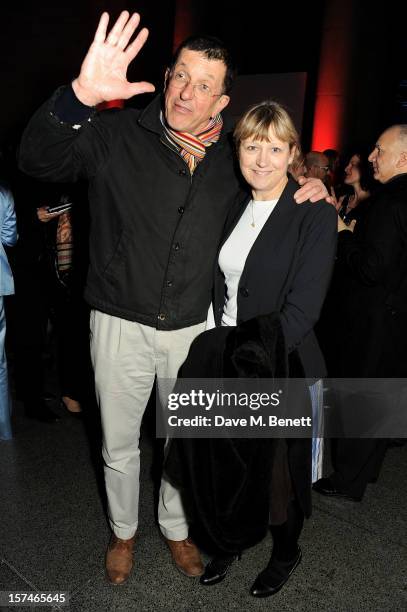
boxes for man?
[314,125,407,501]
[19,11,328,584]
[304,150,330,184]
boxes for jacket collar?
[137,93,235,140]
[382,173,407,187]
[221,176,299,248]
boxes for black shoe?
[250,546,302,598]
[312,477,362,502]
[200,553,240,586]
[25,402,60,423]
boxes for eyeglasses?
[169,71,223,100]
[313,165,329,172]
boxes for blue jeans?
[0,297,12,440]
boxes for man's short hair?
[169,35,236,94]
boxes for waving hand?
[72,11,155,107]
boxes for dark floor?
[1,393,406,612]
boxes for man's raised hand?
[72,11,155,107]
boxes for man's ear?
[164,68,170,90]
[215,94,230,115]
[396,150,407,170]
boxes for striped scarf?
[56,211,73,275]
[162,113,223,175]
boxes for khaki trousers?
[90,309,205,540]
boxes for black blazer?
[213,178,338,378]
[331,173,407,376]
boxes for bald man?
[314,125,407,501]
[304,151,330,182]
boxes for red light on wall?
[311,96,341,151]
[311,0,355,152]
[173,0,196,51]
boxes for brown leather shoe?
[165,537,204,577]
[105,534,136,585]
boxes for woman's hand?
[328,187,345,211]
[338,216,356,232]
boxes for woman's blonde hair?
[234,100,301,165]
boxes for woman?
[207,100,336,594]
[167,101,337,597]
[334,149,375,225]
[316,148,376,376]
[35,189,91,417]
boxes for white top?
[218,198,278,326]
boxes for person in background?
[332,148,375,226]
[323,148,341,190]
[36,190,91,416]
[314,125,407,501]
[304,150,330,185]
[0,174,17,440]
